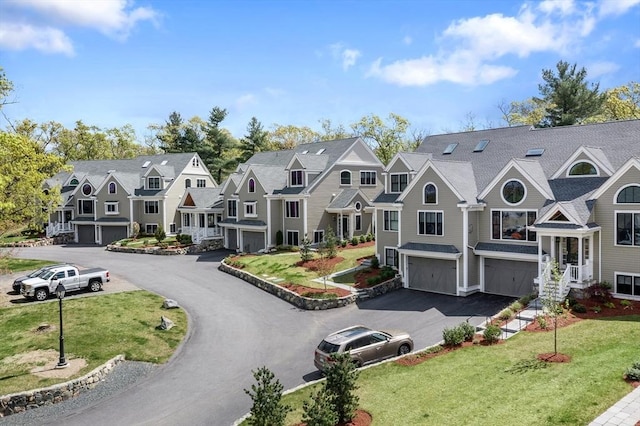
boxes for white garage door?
[408,257,457,295]
[484,258,537,297]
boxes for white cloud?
[586,61,620,78]
[0,0,159,55]
[0,22,74,55]
[329,42,361,70]
[598,0,640,17]
[368,1,606,87]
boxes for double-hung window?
[287,230,299,246]
[227,200,237,218]
[244,202,257,218]
[360,171,376,186]
[78,200,93,215]
[144,201,159,214]
[385,248,398,267]
[383,210,398,231]
[390,173,408,193]
[148,177,160,190]
[616,212,640,246]
[285,200,300,218]
[418,211,443,236]
[291,170,304,186]
[105,202,119,215]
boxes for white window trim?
[197,179,206,188]
[501,178,527,206]
[82,183,92,196]
[285,200,300,218]
[384,246,399,268]
[286,229,300,246]
[147,176,161,190]
[105,202,119,215]
[490,208,538,242]
[417,210,444,236]
[614,272,640,298]
[248,178,255,193]
[244,201,257,218]
[566,160,600,177]
[227,200,238,218]
[108,182,117,194]
[355,213,362,231]
[290,170,304,187]
[144,200,159,215]
[390,173,408,193]
[313,229,325,244]
[423,182,438,205]
[145,223,158,234]
[614,210,640,247]
[383,210,399,232]
[340,170,352,186]
[360,170,377,186]
[614,184,640,204]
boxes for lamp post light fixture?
[55,283,68,369]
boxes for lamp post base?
[56,361,69,369]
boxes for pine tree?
[324,352,359,424]
[244,366,291,426]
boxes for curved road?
[6,245,512,425]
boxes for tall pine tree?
[240,116,269,162]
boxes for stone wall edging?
[0,354,125,418]
[359,275,403,298]
[105,239,224,255]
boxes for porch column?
[397,209,401,248]
[462,207,469,291]
[349,213,354,239]
[538,236,544,282]
[266,198,272,247]
[302,198,308,240]
[578,237,583,283]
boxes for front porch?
[180,211,223,243]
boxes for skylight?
[443,143,458,155]
[301,150,309,154]
[161,160,168,165]
[316,148,325,155]
[526,148,545,157]
[473,139,490,152]
[142,161,151,168]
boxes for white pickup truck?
[20,265,110,301]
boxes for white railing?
[182,226,222,243]
[46,222,74,237]
[538,261,571,302]
[567,262,593,283]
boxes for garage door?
[101,226,128,245]
[77,225,95,244]
[484,258,537,297]
[242,231,265,253]
[227,229,238,250]
[407,257,457,295]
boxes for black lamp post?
[55,283,68,369]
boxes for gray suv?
[314,325,413,371]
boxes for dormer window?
[568,161,598,176]
[390,173,408,193]
[69,178,79,187]
[616,185,640,204]
[82,183,92,196]
[185,178,191,188]
[192,157,199,167]
[248,178,256,193]
[291,170,303,186]
[148,177,160,190]
[340,170,351,185]
[108,182,116,194]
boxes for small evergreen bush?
[155,226,166,243]
[244,366,291,426]
[483,324,501,344]
[324,352,359,424]
[365,233,372,242]
[276,230,283,246]
[341,240,348,248]
[442,326,465,346]
[498,308,514,321]
[509,301,523,312]
[571,303,587,313]
[458,322,476,341]
[302,385,338,426]
[350,237,359,246]
[624,361,640,381]
[370,256,379,269]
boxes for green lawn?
[0,258,58,274]
[276,316,640,426]
[231,246,374,288]
[0,290,187,394]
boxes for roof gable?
[589,157,640,200]
[478,158,554,201]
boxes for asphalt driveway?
[3,245,513,426]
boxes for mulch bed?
[395,337,503,367]
[294,409,372,426]
[280,282,352,298]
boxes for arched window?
[248,178,255,193]
[502,180,525,204]
[82,183,92,196]
[424,183,437,204]
[108,182,116,194]
[340,170,351,185]
[185,179,191,188]
[355,201,362,211]
[617,185,640,204]
[568,161,597,176]
[69,178,79,187]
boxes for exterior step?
[502,318,532,333]
[516,308,540,321]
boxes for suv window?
[54,271,66,280]
[68,269,77,277]
[317,340,340,353]
[346,337,371,351]
[370,333,388,343]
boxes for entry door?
[556,237,579,268]
[341,217,349,239]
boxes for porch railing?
[46,222,74,237]
[181,226,222,243]
[538,261,571,302]
[567,262,593,283]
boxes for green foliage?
[498,308,514,321]
[536,61,606,127]
[324,352,359,424]
[366,233,373,242]
[240,117,269,163]
[176,233,192,245]
[350,113,410,165]
[359,234,366,243]
[276,230,283,246]
[620,300,633,309]
[366,276,381,286]
[537,316,548,329]
[483,324,501,344]
[301,386,338,426]
[624,361,640,381]
[154,226,166,243]
[350,236,359,246]
[340,240,347,248]
[442,326,465,347]
[571,303,587,313]
[244,366,291,426]
[323,226,338,259]
[300,237,313,262]
[585,282,613,303]
[592,305,602,313]
[370,256,379,269]
[509,301,523,312]
[604,302,616,309]
[458,322,477,342]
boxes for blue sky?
[1,0,639,142]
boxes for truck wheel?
[89,280,102,292]
[34,288,48,301]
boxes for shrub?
[537,316,547,329]
[341,240,348,248]
[131,222,140,239]
[585,282,613,303]
[244,366,291,426]
[276,230,283,246]
[144,239,150,246]
[458,322,476,342]
[157,242,168,249]
[302,385,338,426]
[483,324,501,344]
[517,293,536,306]
[370,256,379,269]
[442,326,465,346]
[604,302,616,309]
[571,303,587,313]
[592,305,602,313]
[177,234,192,245]
[380,266,395,280]
[359,234,366,243]
[365,234,372,242]
[366,276,381,286]
[324,352,359,424]
[624,361,640,381]
[300,238,313,262]
[509,301,523,312]
[498,308,514,321]
[121,240,129,247]
[350,237,359,246]
[621,299,633,309]
[155,226,166,243]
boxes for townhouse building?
[374,119,640,300]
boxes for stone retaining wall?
[105,238,223,255]
[219,261,402,310]
[0,234,72,248]
[0,355,124,418]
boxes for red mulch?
[537,352,572,363]
[295,409,372,426]
[395,337,503,367]
[280,282,352,298]
[353,268,382,289]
